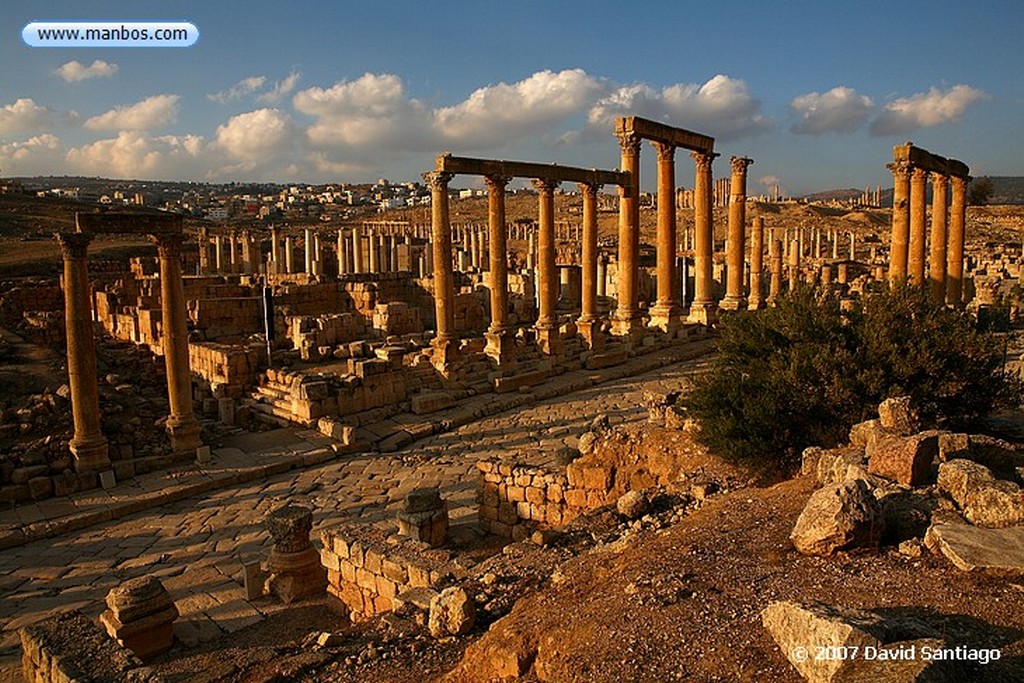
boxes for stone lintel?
[76,211,183,236]
[435,154,627,188]
[893,143,970,179]
[617,116,715,154]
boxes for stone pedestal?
[397,488,449,547]
[484,330,516,367]
[99,576,178,661]
[576,318,605,352]
[266,503,326,604]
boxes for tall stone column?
[722,156,753,310]
[887,160,911,284]
[154,234,201,453]
[336,230,346,275]
[947,175,968,305]
[197,228,210,275]
[748,216,766,309]
[577,182,603,350]
[612,130,642,337]
[788,239,800,292]
[929,172,949,303]
[849,232,856,261]
[768,238,783,305]
[908,166,929,285]
[425,172,457,368]
[57,232,109,472]
[352,225,364,274]
[533,178,561,355]
[484,174,513,363]
[689,150,717,323]
[270,227,280,275]
[304,229,313,274]
[284,235,294,274]
[649,142,681,331]
[214,235,223,274]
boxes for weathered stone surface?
[964,479,1024,528]
[849,419,886,450]
[405,487,443,513]
[267,503,314,553]
[791,479,883,556]
[867,433,938,487]
[21,610,146,683]
[761,601,941,683]
[615,490,649,519]
[428,586,476,638]
[925,512,1024,577]
[801,447,826,477]
[816,448,866,485]
[877,396,919,436]
[936,459,996,509]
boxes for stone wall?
[320,522,457,621]
[188,341,262,397]
[20,610,144,683]
[476,460,586,540]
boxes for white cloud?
[586,74,772,141]
[0,134,63,173]
[214,108,294,163]
[56,60,119,83]
[790,87,874,135]
[257,71,301,104]
[65,131,203,178]
[208,76,266,103]
[434,69,603,147]
[870,85,987,136]
[83,94,180,131]
[0,98,51,134]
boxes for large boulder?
[867,433,938,487]
[925,511,1024,578]
[877,396,920,436]
[429,586,476,638]
[761,601,942,683]
[813,447,867,486]
[791,479,884,556]
[936,459,996,509]
[964,479,1024,529]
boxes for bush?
[687,284,1018,478]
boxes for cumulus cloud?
[0,98,52,134]
[257,71,301,104]
[585,74,772,141]
[65,131,204,178]
[83,94,180,131]
[214,108,294,162]
[208,76,266,103]
[869,85,987,136]
[56,60,119,82]
[790,87,874,135]
[0,134,63,173]
[434,69,603,147]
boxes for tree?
[967,176,994,206]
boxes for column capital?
[152,233,184,259]
[616,131,642,155]
[576,181,601,198]
[532,178,560,195]
[930,171,949,187]
[950,175,968,191]
[56,232,93,259]
[911,166,929,182]
[483,174,512,193]
[690,150,719,171]
[422,171,453,191]
[730,156,754,175]
[652,140,676,162]
[886,160,913,179]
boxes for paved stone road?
[0,350,712,680]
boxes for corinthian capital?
[885,160,912,180]
[532,178,560,195]
[483,174,512,194]
[422,171,453,192]
[616,131,642,155]
[56,232,93,260]
[730,156,754,175]
[652,141,675,162]
[690,150,717,172]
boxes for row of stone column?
[887,161,968,304]
[58,227,200,472]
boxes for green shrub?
[687,284,1018,478]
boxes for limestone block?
[964,479,1024,528]
[815,447,866,485]
[937,459,996,509]
[925,511,1024,577]
[100,576,178,661]
[848,419,885,450]
[876,396,919,436]
[790,479,883,556]
[428,587,476,638]
[867,433,938,487]
[616,490,649,519]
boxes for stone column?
[304,229,313,274]
[284,235,294,274]
[266,504,326,604]
[649,142,681,331]
[336,230,346,275]
[57,232,109,472]
[788,239,800,292]
[908,166,929,285]
[612,130,642,337]
[214,235,223,274]
[887,161,912,284]
[368,231,380,273]
[929,172,949,303]
[154,233,201,453]
[597,256,607,298]
[484,174,514,363]
[722,156,753,310]
[947,175,968,305]
[352,225,365,274]
[689,150,717,324]
[768,239,783,305]
[749,216,766,309]
[270,227,280,275]
[425,172,457,368]
[534,178,561,355]
[197,228,210,275]
[849,232,856,261]
[577,182,603,350]
[228,233,238,273]
[814,229,821,259]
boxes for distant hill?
[801,177,1024,206]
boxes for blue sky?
[1,0,1022,194]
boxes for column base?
[165,418,201,454]
[718,296,747,312]
[747,297,767,311]
[431,336,459,373]
[687,301,718,326]
[610,309,643,338]
[70,434,110,473]
[647,303,681,332]
[534,325,562,356]
[576,319,605,352]
[484,329,517,367]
